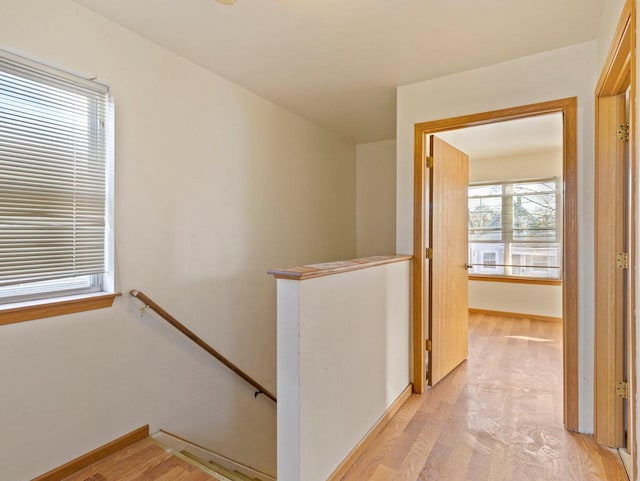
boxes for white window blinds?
[0,51,110,288]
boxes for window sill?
[469,275,562,286]
[0,292,121,326]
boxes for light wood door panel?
[428,135,469,386]
[595,93,626,447]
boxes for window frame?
[468,176,563,282]
[0,49,117,323]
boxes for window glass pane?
[469,196,502,241]
[513,193,557,241]
[469,185,502,197]
[513,181,556,194]
[509,243,561,279]
[0,275,99,303]
[468,242,505,275]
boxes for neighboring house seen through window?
[468,178,562,280]
[0,50,113,305]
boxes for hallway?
[339,313,628,481]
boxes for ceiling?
[74,0,605,143]
[437,113,563,160]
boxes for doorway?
[423,116,565,386]
[412,98,579,431]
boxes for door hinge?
[616,381,629,399]
[426,339,432,351]
[426,156,433,169]
[426,247,433,259]
[618,123,630,141]
[616,252,629,269]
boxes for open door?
[595,93,626,448]
[427,135,469,386]
[594,1,635,463]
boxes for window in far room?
[467,178,561,280]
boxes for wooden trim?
[629,5,636,479]
[596,0,632,96]
[326,384,413,481]
[413,97,579,431]
[0,293,120,326]
[32,425,149,481]
[267,255,412,281]
[562,98,579,432]
[469,308,562,323]
[469,275,562,286]
[414,98,579,134]
[413,122,427,394]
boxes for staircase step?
[59,439,221,481]
[182,451,260,481]
[146,439,230,481]
[151,430,275,481]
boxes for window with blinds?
[0,50,112,304]
[468,177,562,279]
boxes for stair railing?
[130,289,276,403]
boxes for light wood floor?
[340,313,629,481]
[61,439,216,481]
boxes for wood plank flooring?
[339,313,628,481]
[61,439,216,481]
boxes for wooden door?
[595,93,627,447]
[428,135,469,386]
[593,1,635,462]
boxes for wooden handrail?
[130,290,276,403]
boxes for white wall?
[469,149,563,318]
[356,140,396,257]
[0,1,356,479]
[276,261,411,481]
[469,149,563,182]
[597,0,628,70]
[396,41,597,432]
[469,282,562,318]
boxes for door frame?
[413,97,579,431]
[594,0,636,474]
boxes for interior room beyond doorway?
[438,112,564,322]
